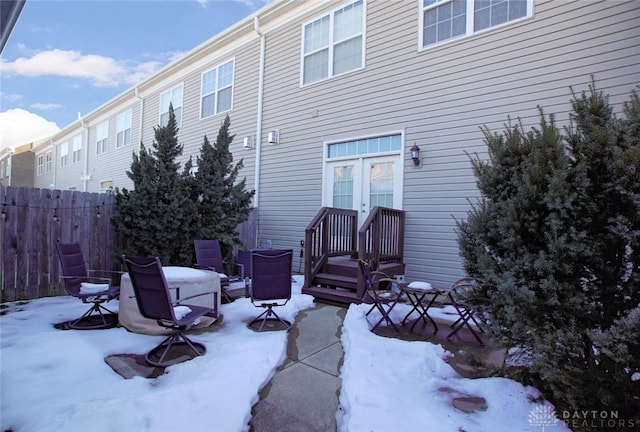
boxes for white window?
[60,142,68,167]
[116,110,132,148]
[421,0,531,48]
[100,180,113,193]
[96,121,108,155]
[45,151,52,173]
[302,0,365,85]
[72,134,82,163]
[201,59,234,119]
[160,85,183,127]
[37,155,44,176]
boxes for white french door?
[325,155,402,226]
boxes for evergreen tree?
[456,84,640,427]
[113,105,199,265]
[193,115,255,269]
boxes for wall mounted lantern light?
[410,143,421,166]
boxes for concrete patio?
[249,300,504,432]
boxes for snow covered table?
[119,266,221,335]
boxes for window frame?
[300,0,366,86]
[60,142,68,168]
[200,58,235,120]
[96,121,109,155]
[37,155,44,176]
[71,134,82,164]
[159,84,184,127]
[45,151,52,173]
[116,109,132,149]
[418,0,533,50]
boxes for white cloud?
[0,92,23,103]
[0,109,60,151]
[30,102,63,111]
[0,49,166,88]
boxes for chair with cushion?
[194,239,242,303]
[55,242,121,329]
[359,259,402,332]
[445,277,485,345]
[122,255,219,367]
[248,249,293,331]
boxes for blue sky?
[0,0,268,150]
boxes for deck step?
[313,273,357,290]
[301,285,361,304]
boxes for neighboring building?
[0,143,35,187]
[31,0,640,287]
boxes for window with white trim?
[201,59,234,119]
[96,121,108,155]
[60,142,68,167]
[37,155,44,176]
[421,0,530,48]
[100,180,113,191]
[160,85,183,127]
[302,0,364,85]
[45,151,52,173]
[116,110,132,148]
[72,134,82,163]
[327,134,402,158]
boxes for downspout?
[80,115,89,192]
[253,16,265,209]
[135,87,144,150]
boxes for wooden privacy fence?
[0,185,259,303]
[0,185,120,303]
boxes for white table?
[119,266,221,335]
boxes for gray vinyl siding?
[50,127,84,190]
[174,40,261,189]
[255,0,640,287]
[35,0,639,287]
[83,99,140,192]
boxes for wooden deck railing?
[304,206,405,288]
[358,206,405,266]
[304,207,358,287]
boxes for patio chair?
[359,259,402,332]
[194,239,242,303]
[122,255,218,367]
[445,277,485,345]
[55,242,121,330]
[248,249,293,331]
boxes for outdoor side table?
[399,281,442,333]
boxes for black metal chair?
[248,249,293,332]
[446,277,485,345]
[122,255,218,367]
[55,242,120,329]
[194,239,242,303]
[359,259,402,332]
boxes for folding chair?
[446,277,485,345]
[359,260,402,332]
[122,255,218,367]
[55,242,121,329]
